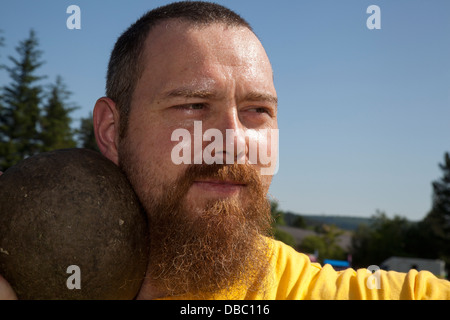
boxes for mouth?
[192,179,246,196]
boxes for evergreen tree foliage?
[0,29,4,62]
[423,152,450,273]
[0,30,89,170]
[0,29,4,140]
[350,211,413,268]
[427,153,450,239]
[76,113,99,152]
[39,76,78,152]
[0,30,44,170]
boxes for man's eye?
[248,107,272,115]
[188,103,204,110]
[255,107,268,113]
[175,103,205,110]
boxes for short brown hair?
[106,1,252,139]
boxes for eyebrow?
[164,88,217,99]
[162,88,277,106]
[244,91,278,106]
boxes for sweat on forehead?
[106,1,254,138]
[132,22,275,112]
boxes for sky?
[1,0,449,221]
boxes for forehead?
[137,20,275,99]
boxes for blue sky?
[1,0,449,221]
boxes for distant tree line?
[351,153,450,276]
[271,200,348,262]
[0,29,97,171]
[272,152,450,277]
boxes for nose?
[211,108,247,165]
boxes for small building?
[381,256,446,278]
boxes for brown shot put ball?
[0,148,149,299]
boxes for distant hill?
[277,225,353,250]
[283,212,374,231]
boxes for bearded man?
[1,1,449,300]
[95,1,278,299]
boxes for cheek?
[246,129,278,166]
[126,113,179,166]
[121,141,181,204]
[121,121,185,197]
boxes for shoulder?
[268,238,319,270]
[265,238,450,299]
[264,238,322,299]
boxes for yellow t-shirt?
[165,238,450,300]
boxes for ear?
[93,97,120,165]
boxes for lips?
[192,179,245,195]
[195,179,245,186]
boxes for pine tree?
[0,29,4,137]
[350,211,413,268]
[39,76,78,152]
[0,29,6,167]
[76,113,99,152]
[0,29,4,60]
[424,152,450,272]
[0,30,45,170]
[429,152,450,235]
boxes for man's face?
[117,21,278,296]
[120,21,277,207]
